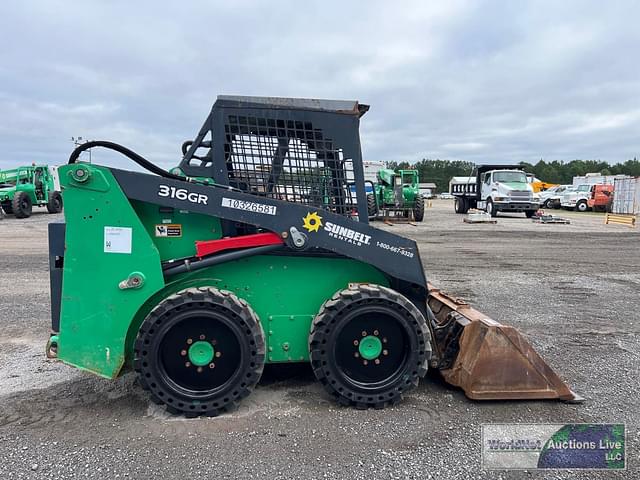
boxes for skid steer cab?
[47,96,580,417]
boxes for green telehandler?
[0,165,63,218]
[367,169,424,221]
[46,96,580,417]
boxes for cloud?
[0,0,638,171]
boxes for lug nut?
[383,349,388,356]
[197,367,203,373]
[199,334,206,340]
[363,360,368,365]
[373,330,379,336]
[354,352,360,358]
[353,340,359,346]
[209,363,215,369]
[180,349,187,356]
[382,337,387,343]
[374,359,380,365]
[215,351,222,358]
[187,338,193,345]
[361,331,367,337]
[185,362,191,367]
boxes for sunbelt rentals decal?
[302,212,371,246]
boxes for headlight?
[494,196,506,201]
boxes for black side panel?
[48,222,65,332]
[112,169,428,300]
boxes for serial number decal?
[375,241,415,258]
[221,197,277,215]
[158,185,208,205]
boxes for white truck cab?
[451,165,540,218]
[561,184,591,211]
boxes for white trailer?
[363,160,385,184]
[572,173,628,186]
[612,177,640,215]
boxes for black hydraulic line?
[68,140,247,194]
[163,244,284,277]
[68,141,184,181]
[181,139,212,157]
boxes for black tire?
[134,287,265,417]
[413,195,425,221]
[1,202,12,215]
[542,199,552,209]
[576,200,589,212]
[454,196,468,214]
[367,193,378,219]
[486,199,497,217]
[47,191,63,213]
[525,210,536,218]
[309,284,431,409]
[12,192,32,218]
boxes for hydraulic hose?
[162,244,284,277]
[181,140,192,156]
[68,140,184,181]
[181,139,212,160]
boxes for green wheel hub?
[358,335,382,360]
[188,340,215,367]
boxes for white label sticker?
[221,197,277,215]
[104,227,132,254]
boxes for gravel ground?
[0,201,638,479]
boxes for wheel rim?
[156,310,242,395]
[188,341,215,366]
[359,335,383,360]
[333,307,409,389]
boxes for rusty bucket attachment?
[427,283,582,402]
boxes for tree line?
[388,158,640,192]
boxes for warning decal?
[155,224,182,237]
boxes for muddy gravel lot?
[0,200,638,479]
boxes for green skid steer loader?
[47,96,580,416]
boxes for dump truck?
[451,165,540,217]
[0,164,62,218]
[367,169,424,221]
[47,96,579,417]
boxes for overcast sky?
[1,1,639,170]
